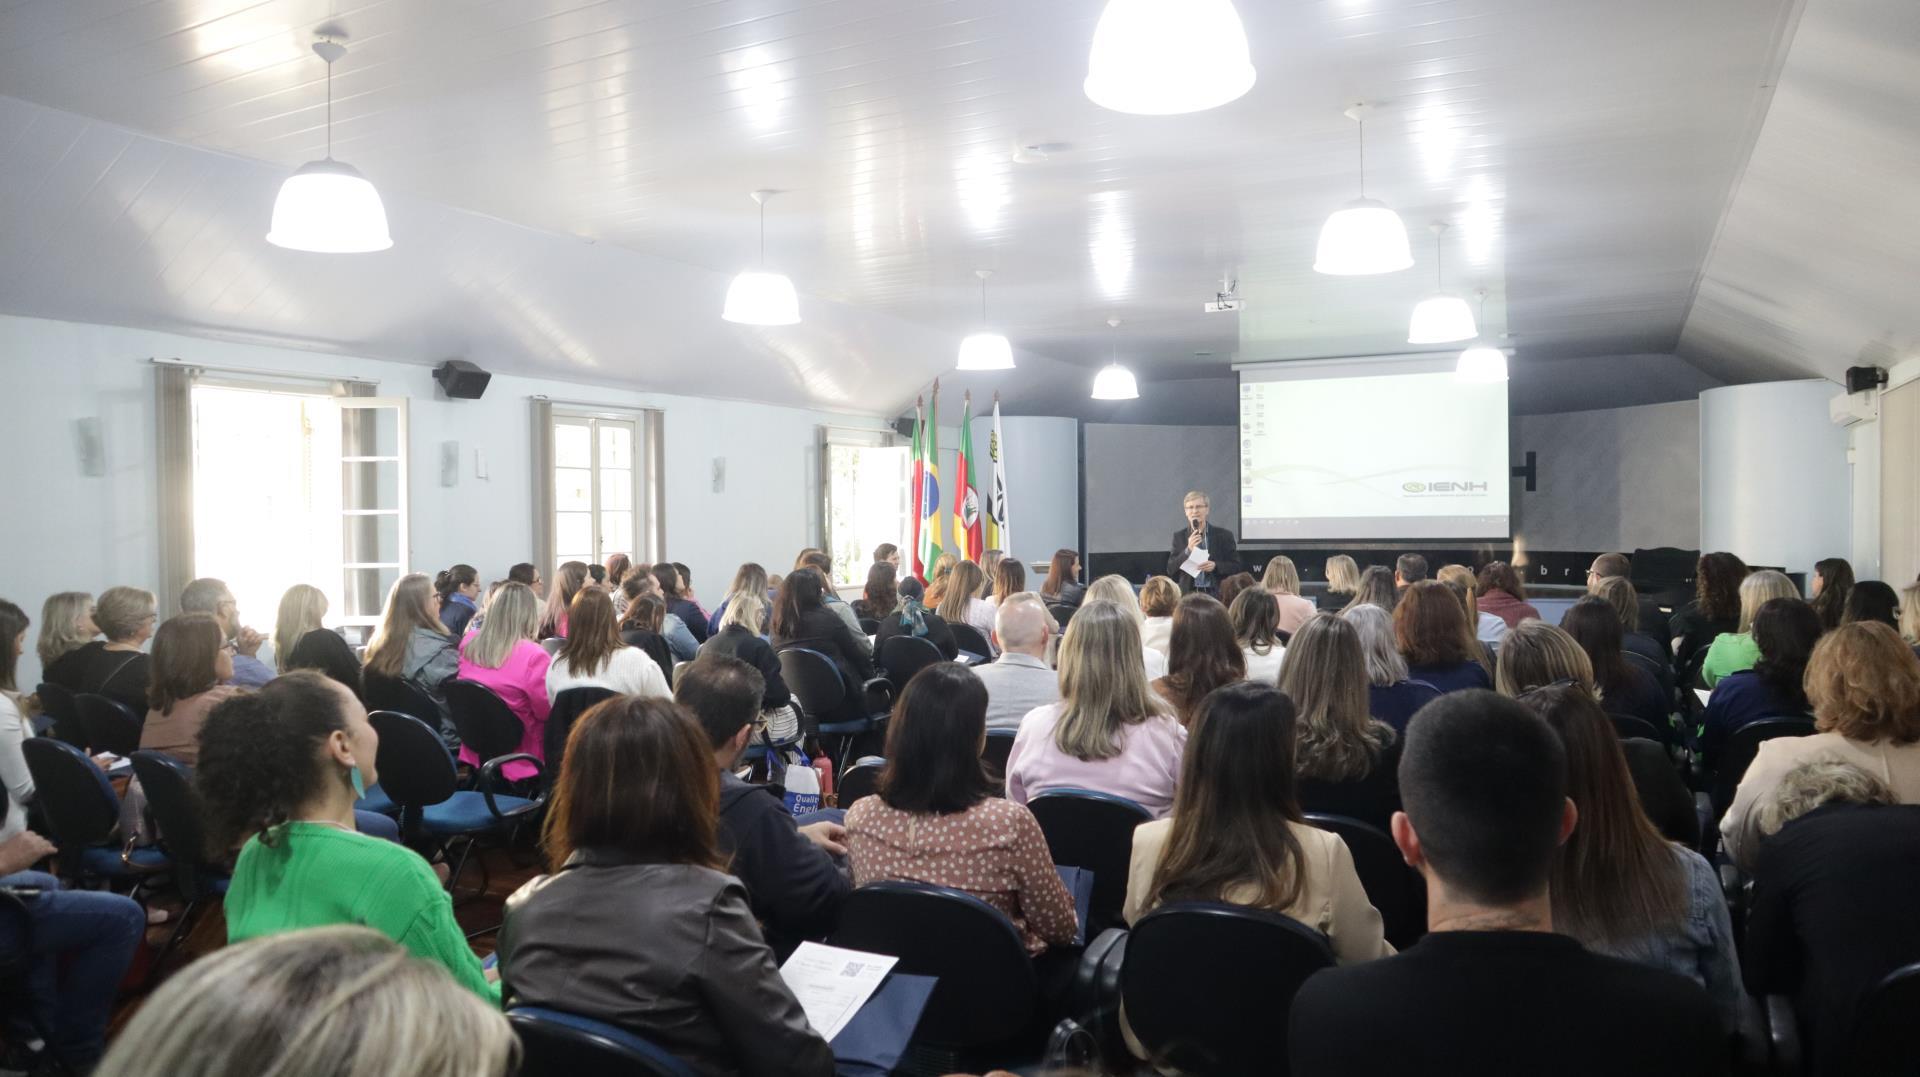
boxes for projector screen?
[1239,356,1510,541]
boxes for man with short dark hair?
[1394,553,1428,590]
[675,655,849,953]
[1289,691,1726,1076]
[508,562,544,597]
[179,577,273,687]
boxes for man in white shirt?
[974,593,1062,730]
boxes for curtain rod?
[148,356,378,385]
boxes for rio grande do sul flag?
[953,391,982,560]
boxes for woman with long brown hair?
[1668,551,1748,671]
[1519,683,1741,1030]
[537,561,590,640]
[770,568,876,713]
[991,557,1027,607]
[1152,593,1246,725]
[1124,682,1389,961]
[1808,557,1855,631]
[934,559,996,640]
[1475,561,1540,628]
[1561,597,1669,734]
[365,573,461,738]
[853,561,897,621]
[617,592,676,685]
[499,697,833,1076]
[1279,614,1399,831]
[546,589,670,703]
[1348,565,1397,612]
[1231,584,1285,685]
[1394,580,1491,694]
[140,612,238,764]
[1040,548,1087,608]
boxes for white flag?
[987,398,1011,554]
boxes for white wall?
[1511,401,1702,553]
[1700,379,1852,578]
[0,313,892,686]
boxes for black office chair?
[981,728,1017,783]
[837,756,884,809]
[129,751,228,982]
[1709,716,1816,824]
[1305,812,1425,951]
[878,634,945,688]
[1122,901,1335,1077]
[445,680,531,776]
[948,622,993,660]
[369,710,543,898]
[828,881,1037,1060]
[363,669,456,745]
[1027,788,1152,937]
[545,687,620,782]
[34,682,84,746]
[1844,960,1920,1077]
[858,617,881,635]
[1607,713,1664,743]
[778,647,886,772]
[506,1007,696,1077]
[538,637,566,657]
[74,693,141,756]
[20,738,168,885]
[1046,603,1075,628]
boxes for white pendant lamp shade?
[1092,363,1140,400]
[1455,345,1509,383]
[957,332,1015,371]
[268,159,392,253]
[1084,0,1256,115]
[722,189,800,325]
[722,271,800,326]
[267,40,392,254]
[1314,197,1413,275]
[1408,294,1477,344]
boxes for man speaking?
[1167,490,1242,594]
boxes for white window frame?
[534,402,662,573]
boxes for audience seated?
[1216,571,1256,612]
[77,585,157,714]
[434,563,481,637]
[934,560,997,642]
[848,662,1078,957]
[1394,552,1428,591]
[1288,690,1726,1077]
[798,552,864,651]
[454,581,551,780]
[1040,548,1088,609]
[179,578,273,688]
[1699,597,1821,769]
[1262,556,1318,636]
[774,568,880,711]
[363,573,462,740]
[1006,601,1185,817]
[872,572,959,662]
[1842,579,1899,629]
[34,590,100,692]
[1593,575,1672,675]
[538,561,589,640]
[704,563,767,637]
[618,591,680,683]
[604,553,634,610]
[700,587,797,742]
[921,552,958,603]
[500,695,836,1077]
[1520,684,1740,1029]
[1230,584,1286,685]
[1083,574,1170,680]
[1320,554,1361,613]
[1808,557,1855,631]
[1125,681,1391,962]
[677,656,846,950]
[1395,580,1492,694]
[1701,570,1799,687]
[1137,576,1177,655]
[1280,614,1401,832]
[1587,551,1670,641]
[273,584,362,697]
[1746,761,1920,1077]
[508,561,545,596]
[1720,621,1920,866]
[140,612,241,764]
[1669,552,1747,673]
[196,672,497,1001]
[852,561,893,622]
[1152,593,1246,726]
[1493,620,1595,697]
[978,550,1005,598]
[1473,561,1540,629]
[1437,564,1505,652]
[1349,565,1397,612]
[1561,597,1670,733]
[974,594,1061,731]
[989,557,1027,609]
[546,589,670,703]
[1343,604,1442,734]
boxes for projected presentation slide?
[1239,362,1510,540]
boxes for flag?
[986,395,1010,554]
[909,396,926,580]
[953,392,982,560]
[916,383,943,578]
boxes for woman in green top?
[195,671,499,1003]
[1701,570,1799,688]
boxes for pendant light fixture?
[1455,290,1509,382]
[267,38,393,253]
[1407,222,1477,344]
[956,270,1015,371]
[1091,318,1140,400]
[1313,103,1412,276]
[1084,0,1256,115]
[722,190,801,326]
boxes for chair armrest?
[860,677,894,715]
[1067,928,1129,1067]
[479,754,547,819]
[1765,995,1801,1076]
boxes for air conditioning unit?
[1830,390,1878,427]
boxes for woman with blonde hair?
[1721,621,1920,866]
[1321,555,1361,613]
[978,550,1006,599]
[1903,579,1920,650]
[77,586,156,713]
[702,586,798,744]
[275,584,361,696]
[1279,614,1399,831]
[934,560,997,640]
[97,926,516,1077]
[922,552,961,606]
[35,591,99,690]
[1701,569,1800,687]
[1343,604,1441,734]
[364,574,461,738]
[455,581,550,782]
[1084,574,1169,680]
[1006,601,1185,817]
[547,589,670,703]
[1138,576,1179,655]
[1260,556,1317,636]
[1593,574,1674,674]
[1438,564,1506,652]
[1494,620,1597,697]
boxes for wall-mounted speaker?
[1845,365,1888,395]
[433,359,492,400]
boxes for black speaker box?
[434,360,492,400]
[1846,365,1887,394]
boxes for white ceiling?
[0,0,1907,421]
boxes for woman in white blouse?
[545,589,671,703]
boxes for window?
[821,428,909,590]
[535,404,660,574]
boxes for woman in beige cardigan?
[1123,680,1391,962]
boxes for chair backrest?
[1847,960,1920,1076]
[948,622,993,659]
[539,637,566,656]
[981,728,1017,775]
[1046,603,1074,628]
[1607,713,1663,742]
[858,617,881,635]
[1710,715,1816,820]
[367,710,459,812]
[1122,901,1336,1076]
[506,1007,696,1077]
[837,756,884,809]
[34,682,85,747]
[778,647,851,728]
[878,634,944,688]
[20,738,121,867]
[75,692,142,756]
[362,669,443,725]
[129,751,223,901]
[1027,788,1153,936]
[545,687,620,778]
[1623,648,1671,688]
[1304,812,1426,951]
[827,881,1037,1048]
[444,679,528,764]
